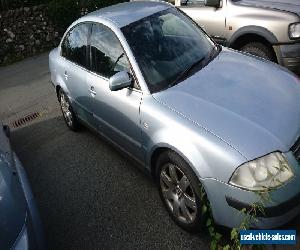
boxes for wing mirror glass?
[109,71,132,91]
[205,0,221,8]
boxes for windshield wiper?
[168,56,205,88]
[112,53,125,69]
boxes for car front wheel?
[240,42,275,62]
[156,150,206,232]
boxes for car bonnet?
[236,0,300,16]
[153,48,300,160]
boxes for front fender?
[141,96,247,183]
[146,128,208,181]
[228,25,278,47]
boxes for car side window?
[90,24,130,79]
[61,23,89,68]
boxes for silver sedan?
[49,1,300,231]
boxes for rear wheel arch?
[56,85,61,100]
[55,83,69,101]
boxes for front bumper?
[12,154,45,250]
[203,152,300,229]
[274,43,300,75]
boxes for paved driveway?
[0,53,210,249]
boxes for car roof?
[87,1,171,28]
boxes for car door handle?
[64,71,68,80]
[90,86,96,96]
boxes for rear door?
[87,23,144,163]
[180,0,227,44]
[59,22,95,127]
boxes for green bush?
[82,0,127,11]
[48,0,128,30]
[48,0,81,30]
[1,0,128,30]
[0,0,50,10]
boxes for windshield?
[121,8,217,93]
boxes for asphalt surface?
[0,53,211,249]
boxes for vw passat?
[49,1,300,231]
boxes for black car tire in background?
[240,42,275,62]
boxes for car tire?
[240,42,274,62]
[156,150,206,232]
[58,89,80,131]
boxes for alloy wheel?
[60,93,73,127]
[160,163,197,224]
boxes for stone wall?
[0,5,61,65]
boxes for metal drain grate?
[11,112,40,128]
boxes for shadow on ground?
[11,116,210,249]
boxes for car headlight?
[289,23,300,39]
[229,152,294,191]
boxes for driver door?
[180,0,227,44]
[87,23,144,163]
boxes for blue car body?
[0,123,45,249]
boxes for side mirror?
[205,0,221,8]
[109,71,132,91]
